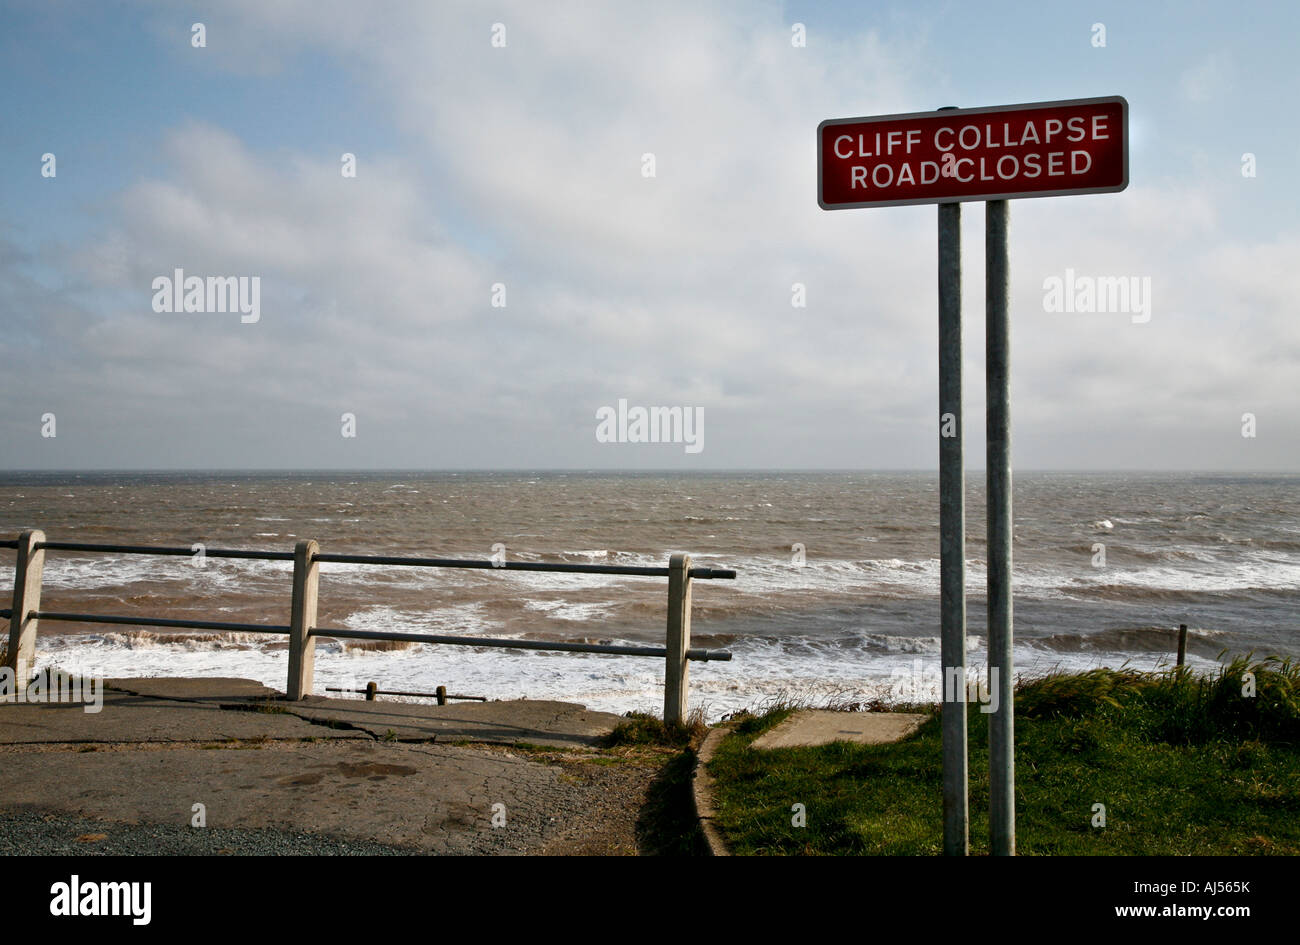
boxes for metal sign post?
[985,199,1014,855]
[938,197,968,856]
[818,96,1129,856]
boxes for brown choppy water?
[2,471,1297,717]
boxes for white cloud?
[3,2,1297,469]
[1179,51,1233,103]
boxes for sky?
[1,0,1297,471]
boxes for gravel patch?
[0,809,420,856]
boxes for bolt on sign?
[818,96,1128,209]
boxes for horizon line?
[2,467,1298,476]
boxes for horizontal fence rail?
[326,685,487,704]
[317,625,731,661]
[25,540,738,580]
[2,529,737,723]
[35,541,294,561]
[33,612,292,635]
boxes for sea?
[1,471,1297,721]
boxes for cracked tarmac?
[0,677,649,855]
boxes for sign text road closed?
[818,96,1128,209]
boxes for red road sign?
[818,96,1128,209]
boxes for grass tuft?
[251,701,290,714]
[604,709,707,749]
[1016,655,1300,746]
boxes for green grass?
[707,657,1300,855]
[604,710,707,749]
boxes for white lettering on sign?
[834,129,922,159]
[847,117,1106,189]
[820,97,1127,208]
[849,153,1091,188]
[931,118,1099,151]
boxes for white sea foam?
[522,599,615,622]
[28,545,1300,612]
[337,602,497,638]
[31,627,1227,722]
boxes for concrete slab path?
[749,709,929,750]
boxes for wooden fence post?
[6,530,45,680]
[287,539,319,700]
[665,553,692,725]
